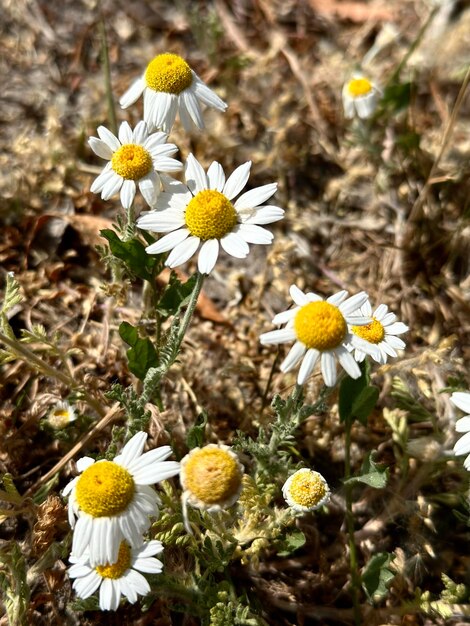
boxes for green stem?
[344,418,362,626]
[98,10,117,136]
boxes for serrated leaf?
[119,321,158,381]
[344,451,388,489]
[101,229,157,281]
[186,411,208,449]
[361,552,395,603]
[157,272,198,318]
[277,530,306,557]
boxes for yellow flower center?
[95,541,131,579]
[184,448,242,506]
[111,144,152,181]
[145,53,193,94]
[352,318,385,344]
[185,190,238,240]
[48,409,71,429]
[347,78,373,98]
[289,471,327,508]
[294,301,347,351]
[75,461,135,518]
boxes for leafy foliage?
[100,228,161,281]
[344,451,389,489]
[361,551,395,603]
[119,321,158,380]
[339,361,379,425]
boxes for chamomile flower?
[119,52,227,133]
[137,154,284,274]
[47,400,77,429]
[450,392,470,471]
[88,120,182,209]
[350,301,408,364]
[342,73,381,119]
[259,285,380,387]
[282,468,330,513]
[68,539,163,611]
[63,431,180,566]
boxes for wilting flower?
[350,300,408,363]
[282,468,330,512]
[137,154,284,274]
[47,400,77,429]
[259,285,380,387]
[342,73,381,119]
[63,431,180,566]
[88,121,182,209]
[68,540,163,611]
[450,392,470,471]
[120,52,227,133]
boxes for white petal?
[178,97,194,131]
[138,210,185,233]
[73,571,102,599]
[134,540,164,559]
[89,163,114,193]
[132,461,180,484]
[97,126,120,152]
[234,183,278,209]
[220,232,249,258]
[321,352,337,387]
[297,349,320,384]
[198,239,220,274]
[120,77,145,109]
[125,569,150,597]
[337,346,361,378]
[76,457,96,473]
[385,322,408,335]
[207,161,225,191]
[290,284,309,306]
[272,307,298,325]
[144,131,169,151]
[120,179,136,209]
[241,206,285,224]
[339,292,369,315]
[145,229,190,254]
[342,94,355,119]
[139,171,160,207]
[132,120,148,145]
[259,328,296,345]
[153,92,176,133]
[124,444,171,471]
[181,89,204,129]
[116,432,147,468]
[223,161,251,200]
[192,75,227,110]
[99,578,120,611]
[451,393,470,414]
[455,416,470,433]
[356,92,377,119]
[373,303,387,320]
[236,224,273,244]
[154,156,183,172]
[184,153,208,194]
[118,121,133,144]
[71,516,93,557]
[385,335,406,350]
[166,236,200,268]
[327,290,348,306]
[101,173,123,200]
[281,341,306,372]
[132,556,163,574]
[88,137,113,160]
[454,431,470,456]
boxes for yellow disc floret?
[352,318,385,344]
[288,471,328,508]
[294,301,347,351]
[347,78,373,98]
[48,409,71,429]
[145,53,193,94]
[96,541,131,579]
[111,144,153,180]
[75,461,135,518]
[183,447,242,506]
[185,190,238,240]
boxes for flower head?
[137,154,284,274]
[450,392,470,471]
[63,431,180,566]
[342,73,381,119]
[282,468,330,512]
[350,301,408,364]
[180,444,244,511]
[260,285,380,387]
[88,121,182,209]
[47,400,76,429]
[119,52,227,133]
[68,539,163,611]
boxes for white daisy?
[47,400,77,429]
[342,73,381,119]
[259,286,381,387]
[450,392,470,471]
[68,539,163,611]
[137,154,284,275]
[63,431,180,567]
[88,120,182,209]
[119,52,227,133]
[282,468,330,513]
[350,301,408,364]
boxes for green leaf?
[351,385,379,426]
[119,321,158,381]
[361,552,395,603]
[339,362,378,425]
[101,229,157,281]
[157,272,198,318]
[277,530,306,557]
[186,411,208,449]
[381,82,412,113]
[345,451,388,489]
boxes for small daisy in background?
[450,392,470,471]
[180,444,244,532]
[342,73,381,119]
[282,468,330,513]
[259,285,380,387]
[47,400,76,430]
[350,301,408,364]
[119,52,227,133]
[137,154,284,274]
[68,540,164,611]
[63,431,180,566]
[88,120,182,209]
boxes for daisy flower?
[47,400,77,429]
[119,52,227,133]
[450,392,470,471]
[137,154,284,274]
[342,73,381,119]
[68,539,163,611]
[259,286,380,387]
[88,120,182,209]
[282,468,330,513]
[350,301,408,364]
[63,431,180,566]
